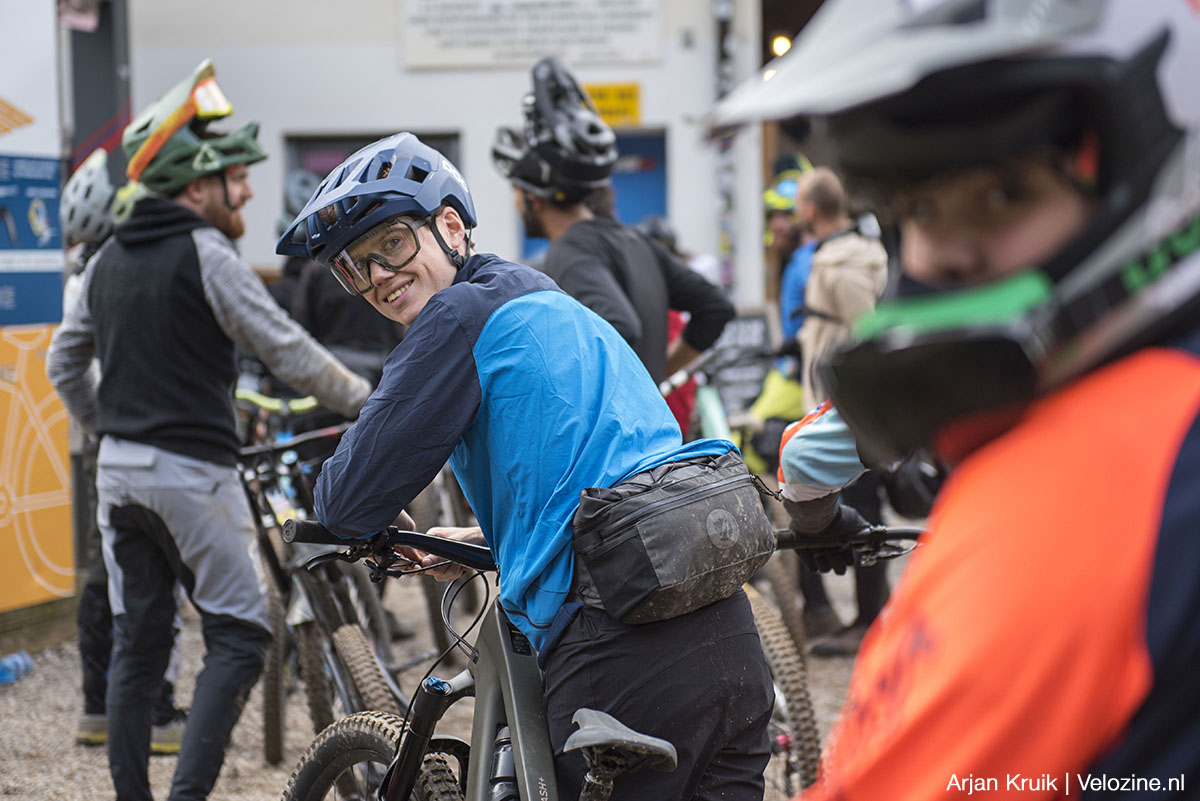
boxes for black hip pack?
[571,450,774,624]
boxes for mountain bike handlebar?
[235,387,321,414]
[282,518,497,573]
[774,524,923,565]
[773,525,922,550]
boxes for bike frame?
[384,599,560,801]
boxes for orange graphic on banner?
[0,97,35,137]
[0,325,74,613]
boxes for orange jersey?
[804,335,1200,799]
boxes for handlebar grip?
[773,529,802,550]
[283,518,346,545]
[389,531,497,572]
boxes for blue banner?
[0,153,63,326]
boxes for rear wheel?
[283,711,462,801]
[760,551,807,653]
[297,621,335,735]
[262,583,288,764]
[332,623,402,716]
[745,583,821,796]
[341,562,401,680]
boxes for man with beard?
[47,60,370,801]
[492,57,733,385]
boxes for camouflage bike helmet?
[123,59,266,196]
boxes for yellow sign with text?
[584,83,641,129]
[0,324,74,613]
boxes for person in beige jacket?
[794,167,891,656]
[797,168,889,409]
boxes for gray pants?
[96,437,270,801]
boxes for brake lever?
[302,543,376,572]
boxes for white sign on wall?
[400,0,664,69]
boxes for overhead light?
[771,35,791,57]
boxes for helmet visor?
[191,77,233,119]
[328,214,428,296]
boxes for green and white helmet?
[714,0,1200,463]
[122,59,266,196]
[60,148,116,246]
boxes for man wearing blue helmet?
[278,131,774,800]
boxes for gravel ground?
[0,561,896,801]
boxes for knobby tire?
[745,583,821,794]
[332,623,403,716]
[761,550,808,654]
[342,562,400,677]
[284,710,462,801]
[262,581,288,764]
[297,620,335,735]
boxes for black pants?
[840,471,890,625]
[106,506,268,801]
[77,448,177,722]
[543,591,773,800]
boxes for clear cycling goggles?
[329,214,432,296]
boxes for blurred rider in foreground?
[713,0,1200,796]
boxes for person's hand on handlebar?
[393,525,487,582]
[783,497,869,575]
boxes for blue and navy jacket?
[315,253,731,651]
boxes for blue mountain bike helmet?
[277,132,477,292]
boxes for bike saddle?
[563,708,677,773]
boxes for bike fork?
[379,670,473,801]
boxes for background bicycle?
[236,389,416,764]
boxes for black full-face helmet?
[492,56,618,204]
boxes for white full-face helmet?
[714,0,1200,464]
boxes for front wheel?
[284,711,462,801]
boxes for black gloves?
[783,498,871,575]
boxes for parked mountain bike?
[236,389,411,764]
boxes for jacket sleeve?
[777,402,866,501]
[547,239,643,348]
[46,255,101,431]
[192,229,371,419]
[314,298,482,536]
[656,242,735,352]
